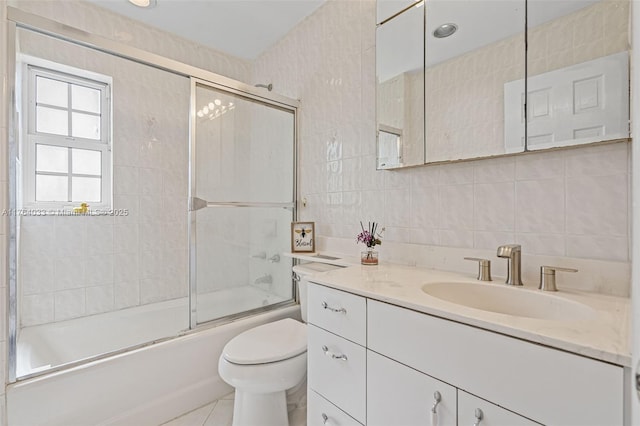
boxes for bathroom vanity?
[305,265,630,426]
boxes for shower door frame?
[6,7,300,383]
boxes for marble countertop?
[308,263,631,367]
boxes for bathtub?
[8,287,298,426]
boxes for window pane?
[72,85,101,114]
[36,106,68,136]
[72,148,101,176]
[72,112,101,140]
[72,177,101,202]
[36,174,68,202]
[36,76,68,108]
[36,144,68,173]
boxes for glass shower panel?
[193,82,295,325]
[15,28,190,378]
[194,207,293,324]
[194,84,294,203]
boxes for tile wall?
[253,0,631,278]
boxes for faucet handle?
[464,257,492,281]
[539,265,578,292]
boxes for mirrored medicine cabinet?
[375,0,631,169]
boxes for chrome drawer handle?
[322,345,348,361]
[473,408,484,426]
[321,301,347,314]
[431,391,441,426]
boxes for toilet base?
[233,389,288,426]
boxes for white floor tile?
[204,399,234,426]
[161,402,216,426]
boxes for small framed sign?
[291,221,315,253]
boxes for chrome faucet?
[496,244,523,286]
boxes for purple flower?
[356,222,383,248]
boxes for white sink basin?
[422,282,596,321]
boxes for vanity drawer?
[307,390,363,426]
[368,300,623,425]
[458,391,540,426]
[308,324,366,424]
[307,283,366,345]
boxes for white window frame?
[21,57,112,211]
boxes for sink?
[422,282,596,321]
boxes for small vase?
[361,249,379,265]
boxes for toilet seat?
[222,318,307,365]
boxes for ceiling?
[87,0,326,60]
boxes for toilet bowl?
[219,262,340,426]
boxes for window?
[24,62,112,209]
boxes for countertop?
[308,263,631,367]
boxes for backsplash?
[253,1,631,292]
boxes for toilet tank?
[292,262,342,323]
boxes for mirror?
[376,2,425,169]
[424,0,526,162]
[376,0,527,168]
[525,0,630,150]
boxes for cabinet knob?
[321,413,331,425]
[321,301,347,314]
[322,345,348,361]
[473,408,484,426]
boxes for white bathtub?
[9,287,298,426]
[17,285,288,377]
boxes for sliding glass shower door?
[190,81,296,325]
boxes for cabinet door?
[368,351,456,426]
[458,391,540,426]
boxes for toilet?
[218,262,340,426]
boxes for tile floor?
[161,391,307,426]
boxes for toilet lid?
[223,318,307,365]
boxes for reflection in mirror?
[524,0,630,150]
[424,0,526,162]
[376,2,425,169]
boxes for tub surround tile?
[54,288,86,321]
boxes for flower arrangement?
[357,221,383,248]
[357,222,384,265]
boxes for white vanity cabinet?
[307,283,625,425]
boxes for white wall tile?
[566,235,628,262]
[384,189,411,227]
[474,182,515,231]
[114,281,140,309]
[474,157,515,183]
[474,231,516,251]
[440,184,474,230]
[85,255,114,286]
[565,143,629,177]
[438,229,473,248]
[515,233,565,257]
[54,256,85,291]
[86,285,114,315]
[21,293,54,326]
[515,151,564,180]
[54,288,85,321]
[21,258,54,295]
[566,174,628,237]
[515,179,565,233]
